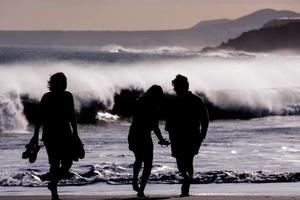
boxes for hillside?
[217,21,300,52]
[190,8,300,45]
[0,9,299,48]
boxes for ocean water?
[1,46,300,195]
[2,116,300,195]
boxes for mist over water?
[2,54,300,94]
[1,50,300,130]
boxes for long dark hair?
[48,72,67,92]
[142,85,163,104]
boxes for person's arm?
[30,96,44,144]
[31,122,41,144]
[199,99,209,141]
[153,123,170,146]
[69,93,78,137]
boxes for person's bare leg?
[138,157,153,197]
[48,162,60,200]
[181,155,194,197]
[133,155,142,192]
[176,156,191,197]
[59,159,72,179]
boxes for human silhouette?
[165,75,209,197]
[29,72,81,200]
[128,85,170,198]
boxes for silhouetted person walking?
[30,72,80,200]
[166,75,209,197]
[128,85,169,198]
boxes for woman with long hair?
[128,85,169,198]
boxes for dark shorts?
[44,139,73,164]
[169,131,202,158]
[133,148,153,162]
[128,128,153,153]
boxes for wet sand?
[1,196,300,200]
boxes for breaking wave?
[0,93,27,132]
[1,46,300,127]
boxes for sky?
[0,0,300,31]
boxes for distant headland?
[0,9,299,48]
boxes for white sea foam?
[0,93,27,132]
[97,112,119,122]
[1,54,300,96]
[99,45,189,54]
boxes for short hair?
[172,74,189,89]
[48,72,67,92]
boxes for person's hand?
[158,139,170,147]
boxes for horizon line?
[0,8,298,32]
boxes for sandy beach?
[1,196,300,200]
